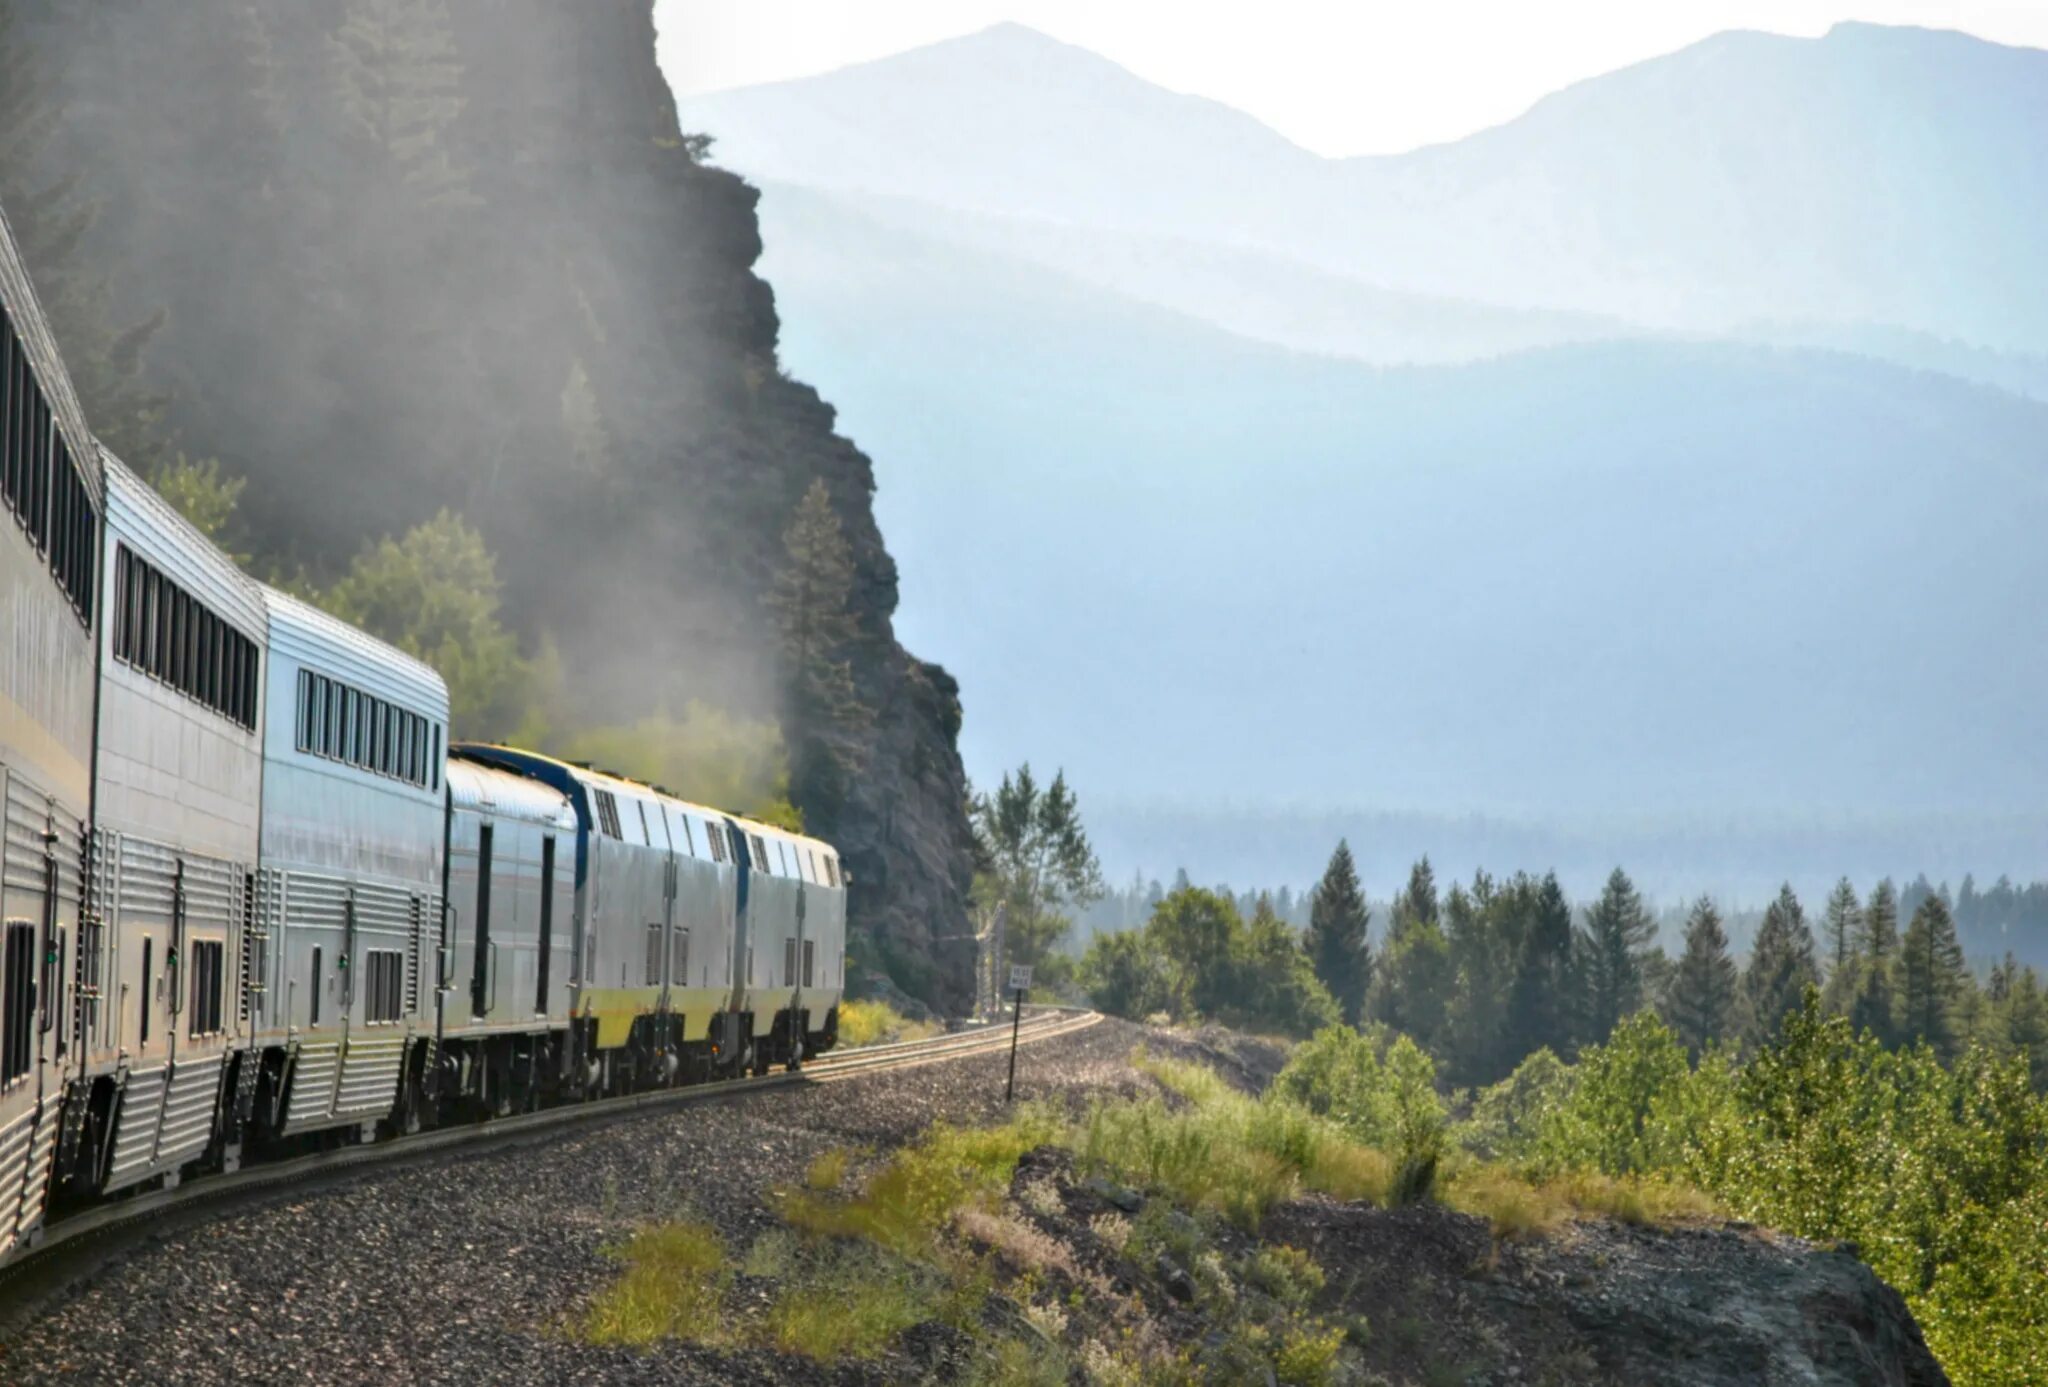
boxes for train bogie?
[0,201,101,1259]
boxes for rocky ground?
[0,1021,1946,1386]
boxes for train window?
[471,823,494,1018]
[784,938,796,987]
[309,946,322,1026]
[671,927,689,987]
[803,940,816,988]
[364,950,403,1024]
[702,820,723,864]
[113,547,132,661]
[677,815,696,858]
[644,924,662,987]
[536,837,556,1012]
[593,790,622,840]
[139,936,153,1047]
[188,939,224,1038]
[1,921,32,1086]
[750,835,770,871]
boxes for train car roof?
[101,447,267,638]
[451,742,839,860]
[0,198,100,508]
[445,757,578,831]
[260,584,450,719]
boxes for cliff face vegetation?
[0,0,976,1007]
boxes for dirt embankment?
[0,1020,1946,1386]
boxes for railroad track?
[0,1008,1101,1321]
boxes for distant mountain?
[687,22,2048,362]
[680,24,2048,890]
[756,185,2048,818]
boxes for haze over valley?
[679,22,2048,903]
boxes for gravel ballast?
[0,1020,1146,1387]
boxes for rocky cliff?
[0,0,976,1007]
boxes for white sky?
[655,1,2048,156]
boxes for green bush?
[1271,1027,1447,1191]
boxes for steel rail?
[0,1008,1100,1318]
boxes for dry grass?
[838,998,941,1048]
[581,1220,731,1346]
[1444,1165,1720,1240]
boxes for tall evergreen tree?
[1819,877,1863,1013]
[1575,867,1658,1045]
[329,0,479,207]
[1304,840,1372,1026]
[766,481,872,813]
[1390,855,1439,932]
[1900,893,1969,1060]
[1665,896,1740,1058]
[1369,912,1453,1053]
[972,764,1105,972]
[1743,883,1820,1046]
[1851,878,1901,1046]
[1506,871,1575,1059]
[2001,965,2048,1092]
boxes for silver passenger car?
[452,747,846,1085]
[82,451,266,1191]
[0,198,102,1259]
[250,588,447,1140]
[436,758,577,1111]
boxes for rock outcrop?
[0,0,977,1008]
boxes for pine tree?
[1851,878,1901,1046]
[1819,877,1863,1014]
[1304,840,1371,1026]
[1391,855,1438,932]
[2001,966,2047,1092]
[766,481,872,812]
[1900,893,1969,1059]
[1743,883,1820,1046]
[1576,867,1658,1045]
[329,0,479,207]
[1369,912,1453,1053]
[972,764,1105,973]
[1506,871,1574,1060]
[1665,896,1739,1058]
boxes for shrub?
[1272,1027,1447,1181]
[837,998,940,1049]
[582,1221,730,1346]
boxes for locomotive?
[0,197,844,1266]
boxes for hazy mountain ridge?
[677,21,2048,896]
[688,21,2048,370]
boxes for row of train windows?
[0,303,96,622]
[589,788,840,887]
[296,670,441,791]
[113,545,262,731]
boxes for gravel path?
[0,1020,1149,1387]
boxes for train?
[0,195,844,1265]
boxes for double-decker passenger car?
[0,202,101,1260]
[77,451,266,1192]
[248,588,448,1143]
